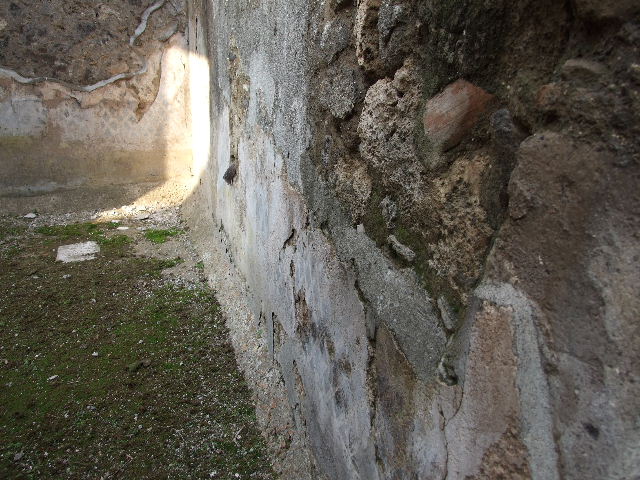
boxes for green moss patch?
[144,228,184,244]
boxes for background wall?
[0,0,191,196]
[184,1,640,479]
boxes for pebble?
[127,358,152,373]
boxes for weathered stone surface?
[536,83,563,112]
[379,196,397,228]
[437,296,456,331]
[561,59,608,81]
[372,326,448,479]
[319,65,358,119]
[334,157,372,220]
[319,15,353,64]
[573,0,640,21]
[445,296,531,479]
[358,60,421,172]
[490,109,527,154]
[354,0,382,73]
[487,131,640,479]
[423,79,494,152]
[353,0,416,77]
[330,0,353,11]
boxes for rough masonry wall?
[187,1,640,479]
[0,1,190,196]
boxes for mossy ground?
[144,228,184,244]
[0,218,275,479]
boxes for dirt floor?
[0,207,276,479]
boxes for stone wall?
[184,0,640,479]
[0,1,190,196]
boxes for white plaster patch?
[56,242,100,263]
[474,281,560,480]
[0,94,47,137]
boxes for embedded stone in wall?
[573,0,639,21]
[387,235,415,262]
[354,0,382,73]
[561,58,608,82]
[329,0,352,11]
[423,79,494,152]
[358,60,421,174]
[319,65,358,119]
[319,16,352,64]
[334,157,372,220]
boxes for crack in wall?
[438,404,450,480]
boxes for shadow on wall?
[0,1,209,215]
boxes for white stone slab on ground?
[56,242,100,263]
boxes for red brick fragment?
[423,79,494,152]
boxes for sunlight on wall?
[187,47,212,195]
[91,40,211,219]
[119,41,211,213]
